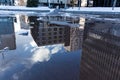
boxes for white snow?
[65,7,120,12]
[0,6,53,11]
[0,6,120,15]
[0,10,36,15]
[0,6,54,15]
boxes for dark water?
[18,51,81,80]
[0,50,81,80]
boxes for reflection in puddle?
[0,17,16,50]
[28,14,84,51]
[0,14,81,80]
[1,12,120,80]
[0,12,107,80]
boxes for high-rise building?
[80,19,120,80]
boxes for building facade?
[80,19,120,80]
[29,15,83,51]
[65,18,85,51]
[0,0,14,5]
[0,17,16,50]
[37,26,66,46]
[30,16,70,46]
[39,0,78,7]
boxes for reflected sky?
[0,27,81,80]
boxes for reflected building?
[37,26,67,46]
[30,16,70,46]
[93,0,120,7]
[29,16,39,42]
[39,0,78,7]
[29,15,84,51]
[65,18,85,51]
[0,17,16,50]
[0,0,14,5]
[80,19,120,80]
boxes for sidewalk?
[0,6,52,12]
[61,7,120,15]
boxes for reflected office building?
[29,15,84,51]
[0,17,16,50]
[0,0,14,5]
[80,19,120,80]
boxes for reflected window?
[48,37,52,39]
[54,40,57,43]
[59,31,63,34]
[54,36,57,39]
[42,41,46,44]
[42,33,46,36]
[59,39,62,42]
[48,33,51,35]
[54,32,57,35]
[48,28,52,31]
[42,29,45,32]
[59,28,63,30]
[54,28,57,31]
[42,37,46,40]
[48,41,52,43]
[14,17,17,23]
[59,36,62,38]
